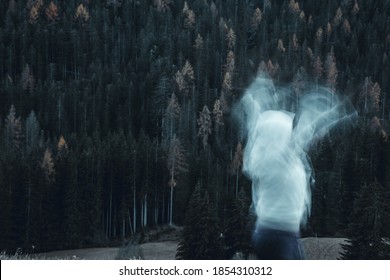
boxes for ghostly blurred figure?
[245,110,309,259]
[238,76,354,260]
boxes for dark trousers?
[252,227,306,260]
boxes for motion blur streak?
[236,76,356,233]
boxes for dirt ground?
[36,238,347,260]
[301,237,348,260]
[140,238,348,260]
[37,247,120,260]
[139,241,179,260]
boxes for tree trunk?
[144,194,148,226]
[169,186,173,225]
[235,171,239,196]
[128,210,133,236]
[109,189,112,238]
[122,218,125,239]
[26,180,32,243]
[133,152,137,232]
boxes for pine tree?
[21,64,35,93]
[176,182,203,259]
[107,0,123,8]
[25,110,40,153]
[197,191,224,259]
[176,183,223,259]
[341,182,390,259]
[224,188,251,259]
[6,0,16,16]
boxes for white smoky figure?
[237,76,355,259]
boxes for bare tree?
[28,0,43,24]
[41,148,55,183]
[57,135,68,151]
[289,0,301,14]
[325,48,338,92]
[198,105,212,149]
[213,99,224,129]
[226,28,236,50]
[45,1,58,22]
[277,39,286,52]
[251,8,262,30]
[226,51,235,74]
[167,135,188,225]
[332,7,343,27]
[293,67,306,105]
[154,0,172,13]
[175,60,194,96]
[194,34,204,50]
[292,33,299,51]
[182,2,196,29]
[343,19,351,34]
[361,77,381,114]
[267,59,280,77]
[312,56,323,88]
[163,93,180,148]
[4,105,23,150]
[75,4,90,22]
[231,142,243,196]
[352,1,360,15]
[222,72,232,94]
[315,27,323,45]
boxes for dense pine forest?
[1,0,390,259]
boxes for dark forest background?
[1,0,390,259]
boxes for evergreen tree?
[341,182,390,259]
[1,0,390,254]
[176,182,203,260]
[197,191,224,259]
[224,188,251,259]
[176,183,224,259]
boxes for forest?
[0,0,390,259]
